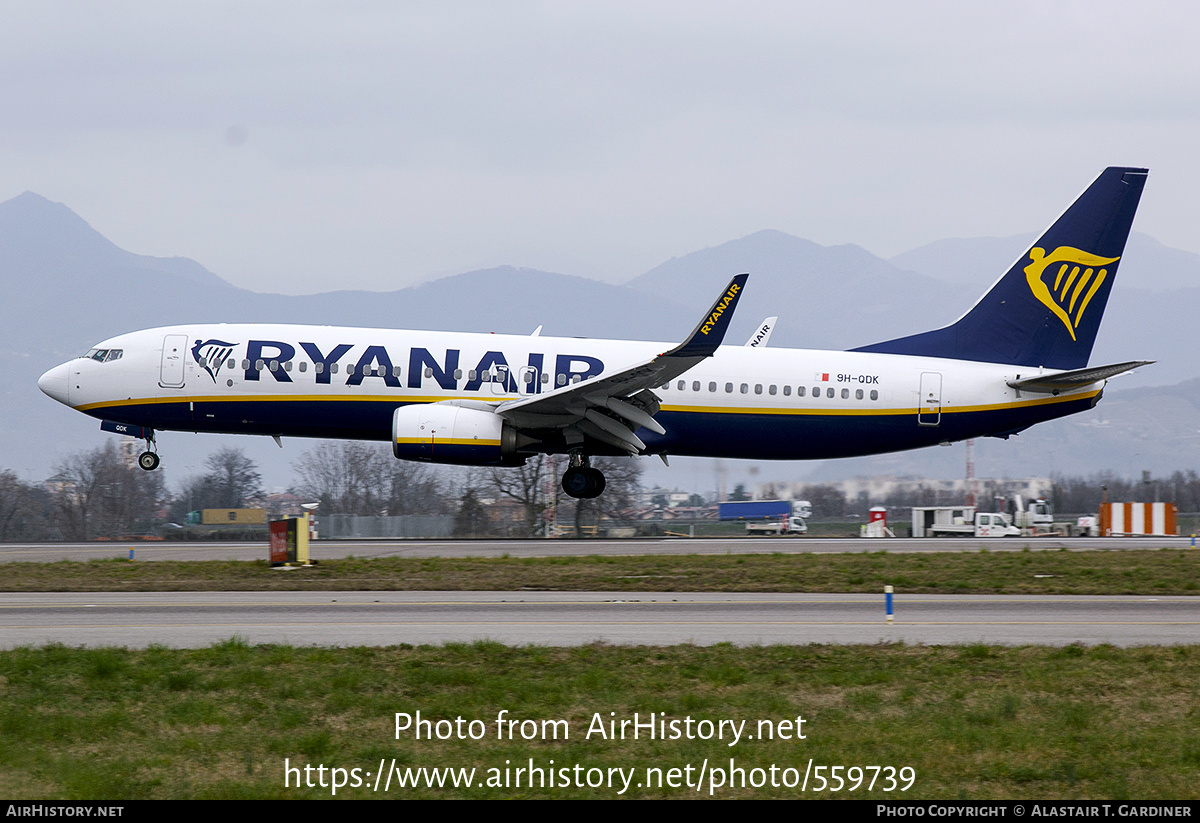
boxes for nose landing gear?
[137,429,159,471]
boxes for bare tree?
[293,441,449,515]
[0,471,55,541]
[51,442,163,539]
[569,457,642,537]
[487,455,550,536]
[204,447,262,508]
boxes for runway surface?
[1,535,1193,563]
[3,591,1197,648]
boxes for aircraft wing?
[494,274,748,453]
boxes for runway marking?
[9,621,1200,629]
[2,595,1196,609]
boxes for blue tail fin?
[853,167,1148,370]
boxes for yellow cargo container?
[200,508,268,525]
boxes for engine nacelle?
[392,403,517,465]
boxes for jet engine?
[392,403,519,465]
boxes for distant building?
[755,476,1052,508]
[639,487,698,508]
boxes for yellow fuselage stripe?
[77,388,1099,419]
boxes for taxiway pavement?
[3,591,1197,648]
[0,536,1193,563]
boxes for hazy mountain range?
[5,191,1199,492]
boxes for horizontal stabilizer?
[1006,360,1153,393]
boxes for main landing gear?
[561,454,605,499]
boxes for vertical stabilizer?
[853,167,1147,370]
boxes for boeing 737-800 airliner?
[39,167,1150,498]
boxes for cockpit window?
[90,349,109,362]
[82,348,122,362]
[105,349,123,362]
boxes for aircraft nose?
[38,362,71,406]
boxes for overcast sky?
[4,1,1197,295]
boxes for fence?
[320,514,454,539]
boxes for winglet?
[746,316,777,347]
[666,273,749,358]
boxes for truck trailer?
[717,500,810,535]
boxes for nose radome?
[38,362,71,405]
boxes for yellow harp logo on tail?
[1023,246,1120,341]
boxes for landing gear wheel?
[138,451,160,471]
[562,466,591,498]
[562,465,606,499]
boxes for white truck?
[1001,495,1056,532]
[718,500,811,535]
[911,506,1021,538]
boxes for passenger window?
[284,361,292,371]
[227,359,235,370]
[677,380,685,391]
[315,362,324,374]
[740,383,749,394]
[754,384,762,395]
[299,362,308,373]
[856,389,863,400]
[797,386,805,397]
[541,373,549,383]
[242,359,250,370]
[692,381,700,391]
[661,384,669,390]
[870,390,878,401]
[841,388,848,399]
[812,386,820,397]
[424,367,433,378]
[452,369,462,379]
[783,385,791,396]
[725,383,733,393]
[330,363,339,374]
[826,388,834,398]
[559,374,568,386]
[256,359,265,371]
[709,382,717,392]
[768,385,777,395]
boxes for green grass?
[6,548,1198,798]
[4,548,1200,595]
[1,642,1198,799]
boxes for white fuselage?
[38,323,1102,461]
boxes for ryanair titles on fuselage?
[199,337,605,394]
